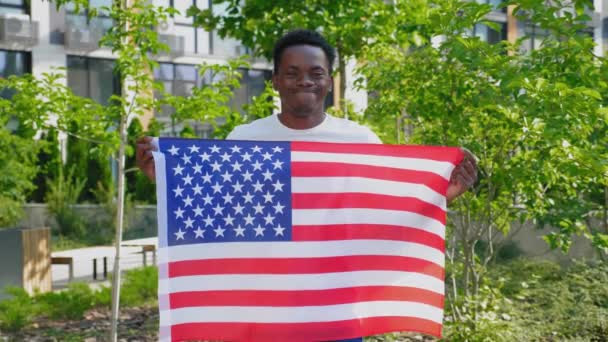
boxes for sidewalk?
[51,237,158,289]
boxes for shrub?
[0,287,36,332]
[120,266,158,306]
[37,283,96,320]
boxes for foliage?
[0,287,36,333]
[37,283,99,320]
[120,266,158,307]
[45,166,87,238]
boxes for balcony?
[65,20,104,53]
[0,14,38,48]
[157,33,186,59]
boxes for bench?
[51,256,74,282]
[122,244,156,266]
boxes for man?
[137,29,477,342]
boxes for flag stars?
[220,152,231,162]
[233,225,246,237]
[261,152,273,161]
[168,145,179,155]
[183,195,194,207]
[184,216,194,229]
[252,160,263,171]
[209,145,221,153]
[173,164,184,176]
[202,193,213,205]
[241,152,253,162]
[199,152,211,162]
[230,145,242,153]
[193,227,205,239]
[203,215,214,227]
[183,174,193,186]
[192,205,204,217]
[174,206,185,219]
[254,225,265,236]
[273,202,285,214]
[251,145,262,153]
[222,192,234,204]
[242,170,254,182]
[202,172,213,184]
[232,181,244,193]
[192,163,203,174]
[272,180,285,192]
[272,159,284,170]
[211,182,223,194]
[174,229,186,240]
[231,161,243,172]
[252,181,264,193]
[181,153,192,165]
[243,214,255,226]
[223,214,235,226]
[274,224,286,236]
[272,146,284,153]
[188,145,200,153]
[233,202,245,215]
[263,191,274,203]
[262,169,274,181]
[242,192,254,203]
[192,183,203,196]
[221,171,233,183]
[212,203,224,216]
[210,161,222,172]
[173,185,184,197]
[253,202,264,215]
[213,226,226,237]
[263,213,275,225]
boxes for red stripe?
[292,193,446,224]
[291,162,449,194]
[171,316,442,341]
[293,224,445,251]
[291,140,464,164]
[169,286,444,309]
[168,255,444,279]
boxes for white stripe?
[161,271,443,294]
[153,151,168,248]
[293,208,445,238]
[292,177,446,210]
[291,151,455,180]
[165,301,443,325]
[159,240,444,266]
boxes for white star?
[173,164,184,176]
[242,192,254,203]
[168,145,179,155]
[272,146,284,153]
[222,192,234,204]
[231,161,243,172]
[183,174,193,185]
[211,182,223,193]
[194,227,205,238]
[232,181,244,193]
[241,152,253,162]
[273,202,285,214]
[173,185,184,197]
[188,145,200,153]
[252,145,262,153]
[253,202,265,214]
[272,180,285,192]
[174,229,185,240]
[253,225,265,236]
[262,169,274,181]
[181,153,192,165]
[262,152,273,161]
[223,214,235,226]
[192,183,203,195]
[274,224,286,236]
[202,193,213,205]
[263,191,274,203]
[183,195,194,207]
[203,215,214,227]
[209,145,221,153]
[220,152,231,162]
[210,161,222,172]
[233,202,245,215]
[213,226,226,237]
[243,214,255,225]
[263,213,275,225]
[233,225,246,237]
[221,171,233,183]
[174,206,185,219]
[230,145,242,153]
[212,203,224,216]
[199,152,211,162]
[252,181,264,192]
[192,205,204,217]
[192,163,203,174]
[242,170,254,182]
[184,216,195,229]
[272,159,284,170]
[202,172,213,183]
[252,160,263,171]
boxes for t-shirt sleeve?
[365,128,383,144]
[225,125,244,140]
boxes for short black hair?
[273,29,336,74]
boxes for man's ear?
[272,73,278,90]
[329,76,334,92]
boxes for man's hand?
[136,136,156,182]
[446,148,478,204]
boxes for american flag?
[153,138,463,342]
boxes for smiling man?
[137,29,477,342]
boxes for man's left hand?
[446,148,478,203]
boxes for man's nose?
[296,75,314,87]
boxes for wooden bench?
[51,256,74,282]
[122,244,156,266]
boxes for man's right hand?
[136,136,156,182]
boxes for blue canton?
[159,139,292,246]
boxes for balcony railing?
[0,15,38,47]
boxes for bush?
[45,166,87,238]
[120,266,158,306]
[37,283,97,320]
[0,287,36,332]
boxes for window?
[0,0,27,15]
[67,56,120,106]
[167,0,211,55]
[230,68,272,113]
[521,25,550,52]
[65,0,113,36]
[476,0,506,13]
[468,22,507,44]
[0,49,30,99]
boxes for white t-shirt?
[226,114,382,144]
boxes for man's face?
[272,45,332,117]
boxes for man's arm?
[446,149,478,204]
[136,136,156,182]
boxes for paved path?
[51,237,158,289]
